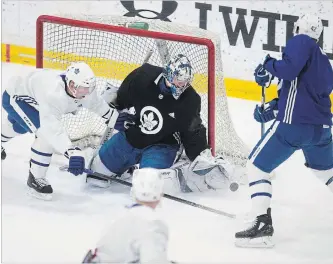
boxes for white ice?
[1,63,333,264]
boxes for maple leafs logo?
[139,106,163,135]
[142,112,158,131]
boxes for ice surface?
[1,63,333,263]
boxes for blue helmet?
[163,54,194,99]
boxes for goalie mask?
[293,14,323,41]
[163,54,194,100]
[65,62,96,99]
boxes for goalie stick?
[58,164,235,218]
[99,48,152,145]
[123,22,170,65]
[99,107,119,146]
[85,167,236,218]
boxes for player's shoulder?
[181,86,201,105]
[42,74,69,108]
[127,63,163,91]
[130,206,168,235]
[139,63,163,75]
[48,74,67,97]
[286,34,317,50]
[127,205,164,223]
[136,63,163,81]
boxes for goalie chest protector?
[117,63,201,149]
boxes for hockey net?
[36,15,249,167]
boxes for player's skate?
[27,172,53,200]
[235,208,274,248]
[2,146,7,160]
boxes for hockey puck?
[229,182,239,192]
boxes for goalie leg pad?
[189,150,234,191]
[158,167,194,195]
[159,161,228,194]
[203,165,231,190]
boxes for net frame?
[36,14,249,167]
[36,15,216,153]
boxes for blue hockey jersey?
[264,34,333,126]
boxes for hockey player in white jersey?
[82,168,172,264]
[1,62,115,200]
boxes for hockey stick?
[261,84,266,137]
[123,22,170,65]
[155,39,171,64]
[260,83,277,181]
[99,108,119,146]
[143,49,154,63]
[84,168,235,218]
[96,48,152,147]
[60,165,235,218]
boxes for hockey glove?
[262,54,274,66]
[115,112,136,131]
[254,98,279,123]
[254,64,274,88]
[101,82,119,107]
[65,147,85,176]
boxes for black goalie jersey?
[116,63,208,161]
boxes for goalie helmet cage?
[36,14,249,167]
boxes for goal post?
[36,14,249,167]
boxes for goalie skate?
[27,172,53,201]
[235,208,275,248]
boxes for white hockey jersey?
[87,204,170,264]
[6,69,110,154]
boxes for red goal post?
[35,14,248,167]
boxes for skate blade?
[235,236,275,248]
[27,188,52,201]
[86,177,111,188]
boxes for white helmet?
[65,62,96,98]
[131,168,164,202]
[293,14,323,41]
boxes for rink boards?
[2,42,333,111]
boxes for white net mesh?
[39,15,249,166]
